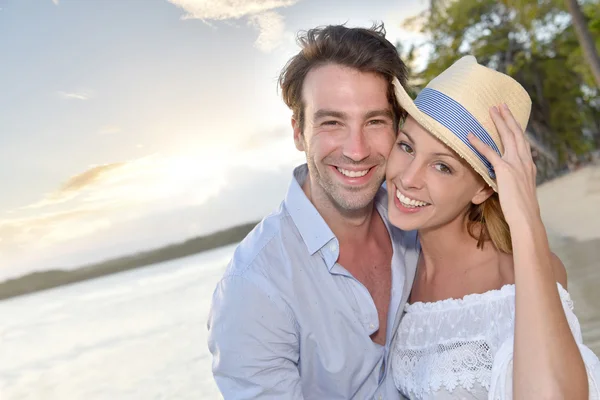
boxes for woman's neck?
[417,215,491,278]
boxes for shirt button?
[378,395,383,400]
[369,323,375,329]
[329,243,337,252]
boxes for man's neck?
[302,176,380,246]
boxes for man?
[207,23,419,399]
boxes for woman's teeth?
[396,190,429,207]
[337,167,369,178]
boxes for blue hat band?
[413,88,501,179]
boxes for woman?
[387,56,600,399]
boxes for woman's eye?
[398,142,414,155]
[434,163,452,174]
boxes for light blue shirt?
[207,164,419,399]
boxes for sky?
[0,0,429,279]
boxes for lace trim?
[394,339,495,398]
[405,282,571,313]
[393,283,574,398]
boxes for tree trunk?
[565,0,600,87]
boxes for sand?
[537,163,600,355]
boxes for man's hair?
[278,23,409,133]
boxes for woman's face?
[386,116,493,232]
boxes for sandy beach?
[538,163,600,355]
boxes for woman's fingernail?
[502,103,509,110]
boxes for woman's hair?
[466,193,512,253]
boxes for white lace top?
[392,283,600,399]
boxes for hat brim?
[393,78,498,192]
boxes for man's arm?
[207,274,304,399]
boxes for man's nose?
[342,128,370,162]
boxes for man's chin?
[328,185,381,212]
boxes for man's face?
[293,64,396,214]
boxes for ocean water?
[0,245,237,400]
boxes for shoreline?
[0,222,258,301]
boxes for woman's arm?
[469,104,588,399]
[511,220,587,399]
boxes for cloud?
[59,163,127,193]
[240,125,289,150]
[24,162,128,209]
[12,150,234,220]
[0,207,105,255]
[0,163,295,279]
[248,11,286,52]
[58,91,90,100]
[0,205,118,280]
[98,126,121,135]
[167,0,297,20]
[0,134,305,279]
[167,0,299,52]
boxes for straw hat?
[392,55,532,192]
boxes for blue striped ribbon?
[414,88,500,179]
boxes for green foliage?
[401,0,600,161]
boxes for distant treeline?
[0,221,258,301]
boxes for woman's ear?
[471,184,494,205]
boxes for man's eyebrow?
[365,109,393,120]
[314,109,347,121]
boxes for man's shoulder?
[223,202,304,279]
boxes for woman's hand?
[468,104,540,228]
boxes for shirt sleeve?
[488,292,600,400]
[207,274,304,399]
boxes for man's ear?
[471,184,494,205]
[292,117,305,151]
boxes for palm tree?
[565,0,600,87]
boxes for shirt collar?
[284,164,336,257]
[284,164,392,268]
[374,181,390,221]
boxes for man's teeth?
[396,190,429,207]
[337,167,369,178]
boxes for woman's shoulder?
[398,282,574,349]
[404,281,572,314]
[405,283,517,313]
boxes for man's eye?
[322,120,339,126]
[368,119,385,125]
